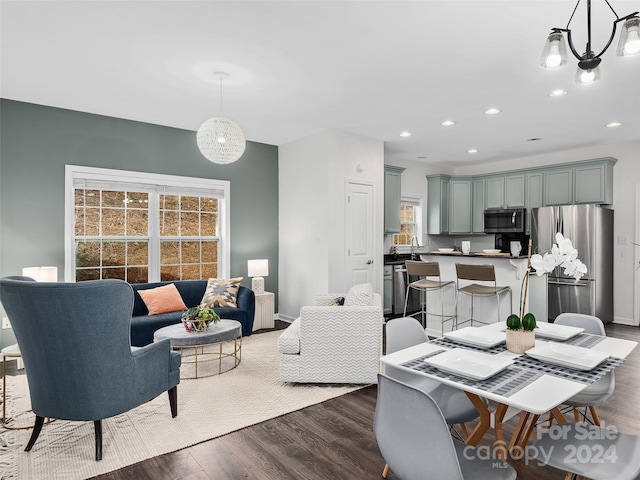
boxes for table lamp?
[247,259,268,294]
[22,266,58,282]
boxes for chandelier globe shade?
[197,117,246,164]
[197,71,246,165]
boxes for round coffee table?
[153,320,242,379]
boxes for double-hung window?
[65,166,230,283]
[393,199,421,246]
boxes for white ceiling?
[1,0,639,168]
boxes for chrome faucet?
[410,235,420,260]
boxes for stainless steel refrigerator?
[531,205,614,323]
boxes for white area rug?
[0,330,363,479]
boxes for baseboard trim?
[277,314,296,323]
[613,316,639,327]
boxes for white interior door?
[346,181,374,288]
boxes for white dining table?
[379,322,637,459]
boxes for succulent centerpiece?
[181,305,220,333]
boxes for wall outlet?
[2,317,11,329]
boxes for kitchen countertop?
[422,252,528,259]
[384,252,527,265]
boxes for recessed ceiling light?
[605,122,622,128]
[549,89,568,97]
[484,108,501,115]
[441,120,456,126]
[467,149,479,154]
[400,131,412,137]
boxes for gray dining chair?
[383,317,482,478]
[531,422,640,480]
[0,276,181,461]
[374,374,517,480]
[555,312,615,425]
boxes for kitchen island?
[418,252,546,338]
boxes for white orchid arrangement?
[509,233,587,331]
[530,232,587,280]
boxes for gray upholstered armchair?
[0,277,181,461]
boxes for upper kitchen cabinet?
[574,159,615,205]
[525,172,543,234]
[449,177,473,234]
[472,177,486,233]
[544,158,616,206]
[384,165,405,233]
[485,174,525,209]
[544,167,573,206]
[427,174,451,235]
[485,175,504,209]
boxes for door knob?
[367,260,373,264]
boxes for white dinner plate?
[438,248,454,252]
[526,342,610,371]
[534,322,584,341]
[424,348,513,380]
[481,249,501,254]
[444,326,506,348]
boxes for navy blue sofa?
[130,280,255,346]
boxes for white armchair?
[278,284,383,384]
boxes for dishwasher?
[392,264,420,316]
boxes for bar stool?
[454,263,511,328]
[403,261,456,334]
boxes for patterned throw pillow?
[137,283,188,315]
[329,296,345,306]
[200,277,244,308]
[343,283,373,306]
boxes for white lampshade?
[247,259,268,294]
[247,259,269,278]
[22,266,58,282]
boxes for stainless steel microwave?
[483,208,525,233]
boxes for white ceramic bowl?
[438,248,455,252]
[482,249,501,254]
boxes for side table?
[253,292,275,331]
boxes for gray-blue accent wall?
[0,99,279,324]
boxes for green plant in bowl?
[181,305,220,333]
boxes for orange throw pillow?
[138,283,188,315]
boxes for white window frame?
[394,197,422,246]
[64,165,231,282]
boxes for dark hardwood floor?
[62,323,640,479]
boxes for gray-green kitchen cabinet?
[472,178,486,233]
[383,265,393,315]
[427,174,450,234]
[525,172,543,234]
[449,177,473,234]
[384,165,405,233]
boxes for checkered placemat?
[513,354,623,384]
[401,351,542,398]
[431,330,605,354]
[561,332,605,348]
